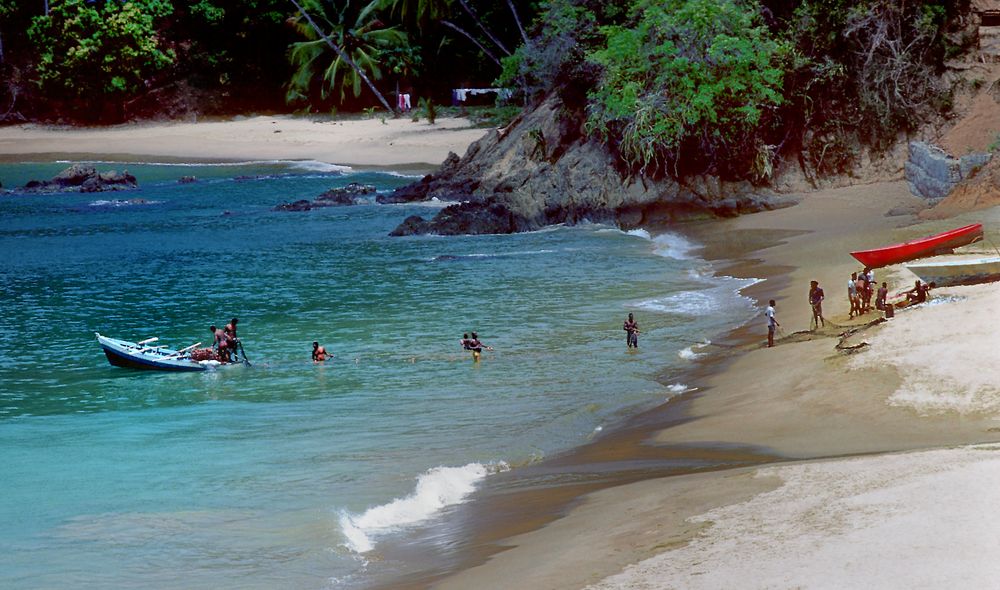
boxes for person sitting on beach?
[623,313,640,348]
[211,325,231,363]
[312,341,332,362]
[467,332,493,362]
[848,272,859,318]
[905,280,935,305]
[875,282,888,311]
[765,299,779,348]
[808,281,825,329]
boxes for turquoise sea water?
[0,160,760,589]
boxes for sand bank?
[432,182,1000,589]
[0,115,488,169]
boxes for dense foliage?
[586,0,790,178]
[0,0,534,122]
[0,0,978,186]
[27,0,175,99]
[504,0,972,181]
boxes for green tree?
[27,0,174,102]
[287,0,403,111]
[586,0,790,178]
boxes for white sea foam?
[380,170,425,179]
[667,383,691,394]
[678,341,710,361]
[625,228,652,240]
[56,158,353,174]
[651,232,698,260]
[87,199,161,207]
[339,461,508,553]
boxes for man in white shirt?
[765,299,779,348]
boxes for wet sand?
[423,181,1000,589]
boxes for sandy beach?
[8,117,1000,589]
[0,115,488,169]
[428,183,1000,589]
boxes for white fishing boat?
[96,333,227,372]
[904,256,1000,288]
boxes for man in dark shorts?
[808,280,825,329]
[623,313,639,348]
[224,317,240,360]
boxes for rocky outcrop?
[905,141,992,200]
[19,164,138,193]
[383,97,779,236]
[274,182,376,211]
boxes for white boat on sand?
[905,256,1000,288]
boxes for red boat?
[850,223,983,268]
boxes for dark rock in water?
[19,164,138,193]
[53,164,97,187]
[315,182,377,205]
[274,199,314,212]
[385,96,780,236]
[274,182,377,211]
[179,176,198,184]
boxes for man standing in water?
[808,281,825,330]
[312,341,332,362]
[466,332,493,362]
[211,325,230,362]
[224,317,240,360]
[623,313,640,348]
[765,300,779,348]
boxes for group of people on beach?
[846,268,884,318]
[766,272,941,350]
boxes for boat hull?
[905,256,1000,288]
[850,223,983,268]
[96,334,208,372]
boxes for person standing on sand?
[848,272,859,318]
[765,300,779,348]
[808,281,825,329]
[623,313,640,348]
[855,271,869,315]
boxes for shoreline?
[416,181,1000,589]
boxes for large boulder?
[274,182,377,211]
[905,141,992,200]
[18,165,138,193]
[384,96,778,236]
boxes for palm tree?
[288,0,402,112]
[389,0,528,67]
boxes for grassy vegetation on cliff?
[499,0,973,183]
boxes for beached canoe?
[905,256,1000,288]
[96,333,217,372]
[850,223,983,268]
